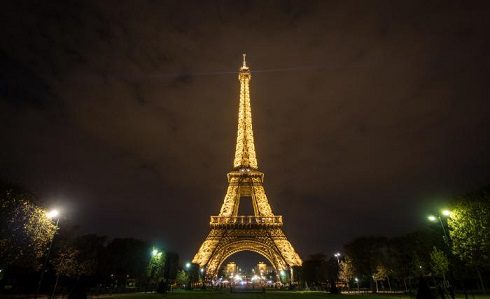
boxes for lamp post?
[185,262,191,289]
[334,252,341,264]
[355,277,360,293]
[200,267,206,289]
[427,209,456,299]
[36,209,60,298]
[427,209,452,248]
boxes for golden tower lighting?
[192,55,302,280]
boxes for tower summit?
[193,56,302,280]
[234,53,257,169]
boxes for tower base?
[193,222,301,278]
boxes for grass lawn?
[99,290,490,299]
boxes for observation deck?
[210,216,283,228]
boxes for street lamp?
[46,209,59,219]
[427,209,454,291]
[334,252,341,263]
[36,208,61,298]
[427,209,452,248]
[184,262,192,289]
[354,277,360,293]
[199,268,206,289]
[152,248,160,257]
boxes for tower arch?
[206,239,288,277]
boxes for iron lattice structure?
[193,55,302,279]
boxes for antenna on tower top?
[242,53,247,67]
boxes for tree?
[372,264,391,292]
[147,249,166,289]
[106,238,149,287]
[0,181,56,269]
[72,234,107,278]
[344,236,390,291]
[430,247,449,285]
[302,253,329,288]
[187,263,200,287]
[50,234,157,295]
[325,257,340,293]
[448,186,490,292]
[175,269,188,287]
[389,229,442,292]
[48,234,106,298]
[410,254,427,277]
[51,246,94,296]
[339,256,355,289]
[53,248,93,278]
[163,252,179,282]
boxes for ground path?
[99,290,490,299]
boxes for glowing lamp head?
[185,262,191,269]
[442,209,451,217]
[46,209,59,219]
[427,215,437,222]
[152,249,159,256]
[334,252,341,257]
[355,277,359,282]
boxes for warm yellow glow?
[192,56,302,278]
[442,209,451,217]
[233,54,258,169]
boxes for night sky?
[1,1,489,262]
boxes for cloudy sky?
[1,0,489,261]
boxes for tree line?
[299,185,489,297]
[0,181,193,297]
[1,179,488,297]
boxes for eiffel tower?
[193,55,302,280]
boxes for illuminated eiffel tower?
[193,55,302,280]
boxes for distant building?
[255,262,273,276]
[225,262,237,277]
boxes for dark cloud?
[1,0,489,260]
